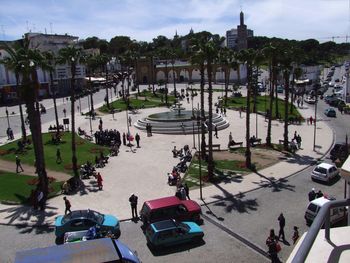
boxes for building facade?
[226,11,254,50]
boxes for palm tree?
[158,47,171,100]
[85,54,99,114]
[15,36,49,206]
[98,54,110,109]
[0,44,27,141]
[43,51,60,134]
[218,48,232,106]
[263,43,278,147]
[58,46,85,179]
[239,48,257,169]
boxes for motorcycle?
[176,161,188,173]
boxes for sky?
[0,0,349,43]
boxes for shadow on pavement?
[0,204,58,229]
[253,172,295,192]
[148,239,206,256]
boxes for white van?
[304,197,346,226]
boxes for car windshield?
[178,222,190,232]
[314,167,327,175]
[308,203,319,214]
[61,210,104,224]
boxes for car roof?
[62,209,101,222]
[310,196,335,207]
[151,219,177,231]
[145,196,181,210]
[316,162,334,169]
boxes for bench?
[250,138,262,147]
[228,141,243,149]
[84,134,93,141]
[279,139,291,145]
[205,144,221,151]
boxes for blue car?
[324,108,336,117]
[55,209,120,240]
[145,219,204,248]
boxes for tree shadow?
[148,239,206,256]
[252,171,295,192]
[0,204,58,229]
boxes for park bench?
[228,141,243,149]
[84,134,93,141]
[250,138,262,147]
[205,144,221,152]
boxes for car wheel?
[55,235,64,245]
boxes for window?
[70,219,84,227]
[314,167,327,175]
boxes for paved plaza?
[0,84,333,227]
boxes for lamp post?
[194,107,203,200]
[313,88,318,151]
[87,91,93,135]
[5,106,10,129]
[191,89,196,149]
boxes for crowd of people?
[94,129,121,147]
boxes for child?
[292,226,299,244]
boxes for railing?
[292,198,350,263]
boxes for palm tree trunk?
[105,67,110,108]
[207,61,214,181]
[283,72,290,151]
[70,69,79,178]
[200,64,206,159]
[172,61,176,97]
[224,67,229,106]
[275,76,279,119]
[16,75,27,140]
[49,71,60,133]
[89,74,95,114]
[245,66,252,168]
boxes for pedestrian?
[184,183,190,200]
[316,190,323,198]
[266,229,281,263]
[63,108,66,117]
[239,107,242,118]
[6,127,11,140]
[37,190,44,210]
[63,197,71,215]
[56,148,62,164]
[292,226,299,245]
[223,107,226,116]
[277,213,286,242]
[135,133,140,148]
[128,116,132,126]
[228,132,233,146]
[214,125,218,138]
[129,193,138,220]
[296,135,302,149]
[9,128,14,140]
[16,155,24,173]
[309,116,313,125]
[149,123,152,136]
[96,172,103,190]
[308,188,316,201]
[122,132,126,146]
[294,131,297,140]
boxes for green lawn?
[99,90,176,113]
[0,132,109,176]
[225,95,302,119]
[0,171,62,204]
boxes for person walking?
[292,226,299,245]
[135,133,140,148]
[16,156,24,173]
[128,116,132,126]
[96,172,103,190]
[214,125,218,139]
[266,229,281,263]
[56,148,62,164]
[184,183,190,200]
[63,108,66,117]
[239,107,242,118]
[63,197,72,215]
[129,194,138,220]
[308,188,316,201]
[277,213,286,242]
[122,132,126,146]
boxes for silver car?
[311,163,339,183]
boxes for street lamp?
[313,87,319,151]
[5,106,10,129]
[193,107,203,200]
[191,89,196,149]
[86,91,93,135]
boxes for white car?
[304,96,316,104]
[311,162,339,183]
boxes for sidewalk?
[0,88,334,227]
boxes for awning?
[341,156,350,180]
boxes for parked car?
[140,196,201,226]
[324,108,337,117]
[55,209,120,240]
[304,197,347,226]
[330,142,350,162]
[277,86,284,93]
[324,93,340,104]
[311,162,339,183]
[145,219,204,248]
[304,96,316,104]
[15,238,141,263]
